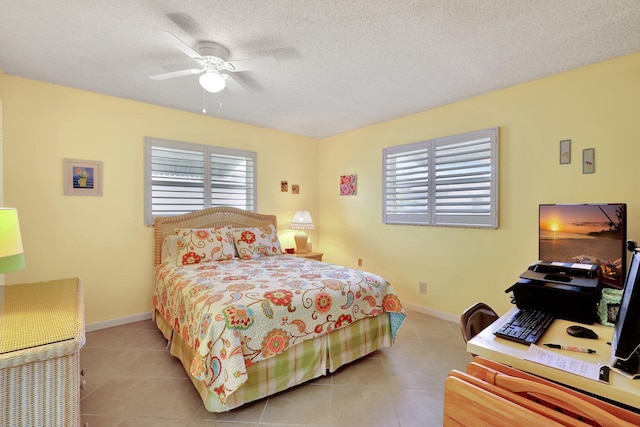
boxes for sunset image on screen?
[539,204,626,288]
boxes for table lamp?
[0,208,26,274]
[289,210,314,253]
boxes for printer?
[506,261,601,324]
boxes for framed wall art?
[340,174,357,196]
[560,139,571,164]
[63,159,103,196]
[582,148,595,174]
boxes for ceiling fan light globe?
[199,72,226,93]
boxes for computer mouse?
[566,325,598,339]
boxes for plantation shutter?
[383,128,498,228]
[144,137,256,225]
[434,129,497,227]
[383,141,430,225]
[210,149,255,210]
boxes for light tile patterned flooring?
[80,310,472,426]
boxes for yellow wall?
[3,51,640,325]
[2,75,317,324]
[318,51,640,318]
[0,68,4,204]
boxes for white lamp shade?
[289,211,314,230]
[0,208,25,273]
[199,71,226,93]
[290,211,314,253]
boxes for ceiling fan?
[149,31,279,94]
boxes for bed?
[152,207,405,412]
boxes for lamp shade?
[0,208,25,273]
[289,211,314,230]
[199,70,226,93]
[289,211,314,253]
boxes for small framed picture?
[291,184,299,194]
[63,159,103,196]
[280,181,288,192]
[340,174,357,196]
[559,139,571,164]
[582,148,595,174]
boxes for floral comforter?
[153,255,405,403]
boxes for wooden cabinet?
[0,278,85,427]
[294,251,323,261]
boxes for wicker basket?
[0,278,85,427]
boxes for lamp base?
[294,231,309,253]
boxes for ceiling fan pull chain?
[202,88,207,114]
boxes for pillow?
[161,235,179,264]
[233,224,282,259]
[175,226,236,265]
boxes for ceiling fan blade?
[158,30,203,61]
[223,74,249,96]
[161,60,201,72]
[149,68,201,80]
[226,56,279,72]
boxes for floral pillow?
[175,226,236,265]
[233,225,282,259]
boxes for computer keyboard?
[494,308,554,345]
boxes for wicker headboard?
[153,207,277,266]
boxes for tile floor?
[80,311,472,426]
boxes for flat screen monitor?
[611,247,640,378]
[539,203,627,288]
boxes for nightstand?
[294,251,323,261]
[0,278,85,426]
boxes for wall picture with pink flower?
[340,174,357,196]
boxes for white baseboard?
[402,302,460,324]
[86,311,153,332]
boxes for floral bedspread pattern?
[153,255,405,403]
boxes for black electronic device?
[519,261,599,288]
[566,325,598,339]
[506,277,600,324]
[610,242,640,379]
[494,308,554,345]
[539,203,627,289]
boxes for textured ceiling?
[1,1,640,138]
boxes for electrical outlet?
[419,282,427,294]
[357,258,363,267]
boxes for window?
[144,137,256,225]
[383,128,498,228]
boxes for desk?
[467,307,640,410]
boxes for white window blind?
[383,128,498,228]
[144,137,256,225]
[383,141,430,225]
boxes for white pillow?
[161,235,179,264]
